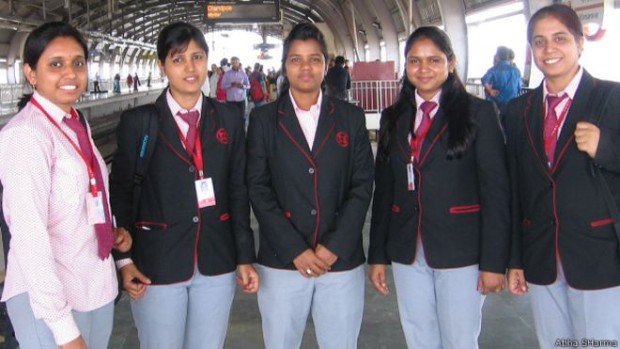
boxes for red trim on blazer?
[159,131,194,167]
[278,121,321,247]
[590,218,614,228]
[283,211,292,219]
[135,221,168,229]
[314,122,337,158]
[219,212,230,221]
[523,94,562,267]
[418,124,449,166]
[328,100,336,115]
[449,204,481,214]
[550,135,574,173]
[414,168,424,263]
[391,204,401,213]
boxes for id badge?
[406,162,415,191]
[195,177,216,208]
[87,192,107,224]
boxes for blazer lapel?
[417,108,448,167]
[523,85,548,171]
[552,72,594,173]
[311,97,336,158]
[394,102,414,162]
[199,98,218,145]
[155,94,193,163]
[277,94,314,158]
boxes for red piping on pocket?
[134,221,168,229]
[219,213,230,222]
[449,204,481,214]
[391,204,401,213]
[590,218,614,228]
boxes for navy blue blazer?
[110,90,255,284]
[246,93,374,271]
[507,70,620,290]
[368,95,510,274]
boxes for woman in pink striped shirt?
[0,22,130,349]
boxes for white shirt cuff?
[46,313,80,345]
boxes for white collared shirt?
[289,90,322,150]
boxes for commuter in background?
[507,4,620,348]
[146,72,152,87]
[221,56,250,119]
[368,26,510,349]
[249,62,268,107]
[0,21,131,349]
[481,46,522,135]
[113,73,121,93]
[93,72,101,93]
[325,55,351,101]
[246,22,374,349]
[208,63,220,98]
[126,73,133,91]
[110,22,258,349]
[133,72,141,91]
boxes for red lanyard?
[543,98,572,156]
[30,98,99,197]
[175,123,205,179]
[409,117,434,163]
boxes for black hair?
[335,55,345,66]
[496,46,511,61]
[157,22,209,63]
[19,21,88,109]
[527,4,583,45]
[279,22,329,97]
[378,26,474,162]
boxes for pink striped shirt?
[0,92,117,345]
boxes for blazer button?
[308,168,315,174]
[193,216,199,223]
[189,166,195,173]
[310,209,317,216]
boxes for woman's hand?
[236,264,260,293]
[368,264,390,296]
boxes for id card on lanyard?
[31,98,107,224]
[407,121,434,191]
[177,121,217,208]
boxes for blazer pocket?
[590,218,614,228]
[449,204,481,215]
[135,221,168,231]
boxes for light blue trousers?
[392,244,485,349]
[130,269,236,349]
[6,292,113,349]
[257,264,365,349]
[529,264,620,349]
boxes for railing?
[351,80,401,113]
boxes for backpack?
[130,104,159,221]
[250,73,265,102]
